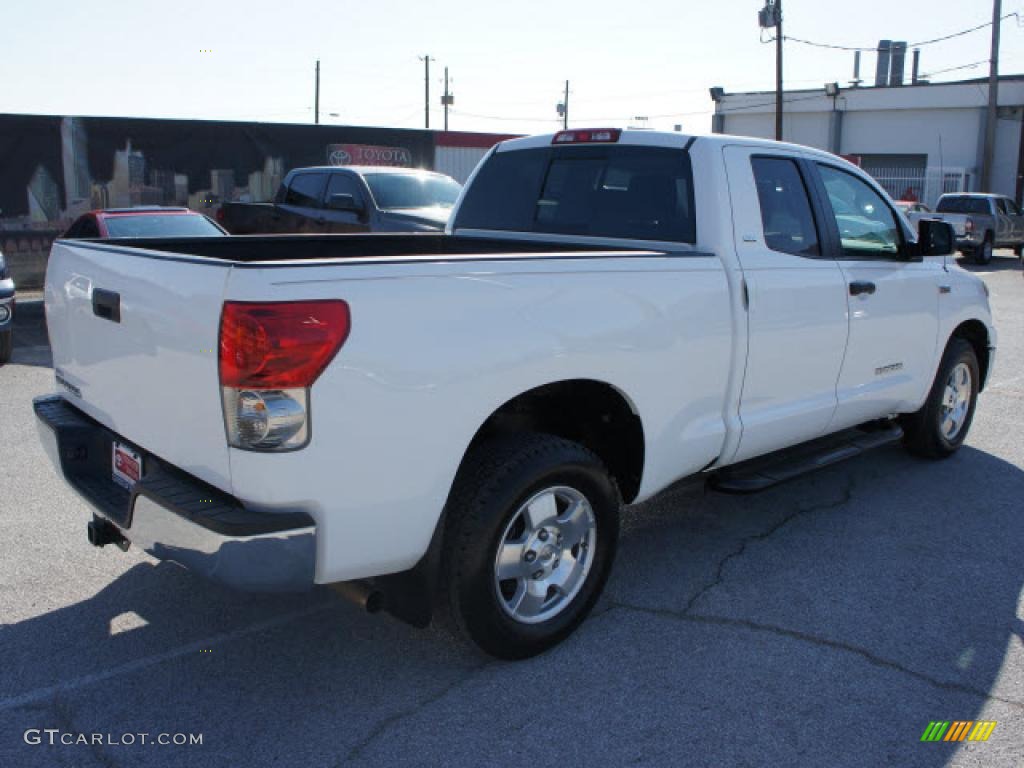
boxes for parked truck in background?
[933,193,1024,265]
[217,166,462,235]
[35,129,994,659]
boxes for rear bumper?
[955,233,983,249]
[34,395,316,591]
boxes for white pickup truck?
[36,129,995,659]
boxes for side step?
[708,423,904,494]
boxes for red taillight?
[215,208,225,222]
[219,301,351,388]
[552,128,622,145]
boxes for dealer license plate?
[112,441,142,490]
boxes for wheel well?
[468,380,645,503]
[952,320,991,390]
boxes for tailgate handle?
[92,289,121,323]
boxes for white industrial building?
[711,75,1024,206]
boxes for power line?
[764,12,1020,52]
[920,59,990,78]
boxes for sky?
[1,0,1021,136]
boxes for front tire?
[900,337,979,459]
[439,433,620,659]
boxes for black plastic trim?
[33,395,313,536]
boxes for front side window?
[283,173,326,208]
[818,165,900,258]
[751,157,820,257]
[1007,198,1023,216]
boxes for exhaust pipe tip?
[330,580,385,614]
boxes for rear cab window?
[102,214,224,238]
[936,197,991,215]
[454,145,696,243]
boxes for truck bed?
[73,233,642,263]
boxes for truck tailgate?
[44,241,233,491]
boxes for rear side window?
[283,173,326,208]
[936,197,989,215]
[326,173,365,204]
[454,146,696,243]
[751,157,820,257]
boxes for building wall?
[839,108,982,169]
[434,146,490,184]
[993,108,1023,199]
[715,79,1024,200]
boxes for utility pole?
[775,0,783,141]
[563,80,569,129]
[981,0,1001,190]
[419,55,433,129]
[442,66,452,132]
[314,59,320,125]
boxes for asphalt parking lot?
[1,256,1022,768]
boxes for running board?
[708,424,903,494]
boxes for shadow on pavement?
[956,254,1022,274]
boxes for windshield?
[936,197,989,215]
[103,214,225,238]
[363,173,462,210]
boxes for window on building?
[818,165,900,258]
[751,157,820,257]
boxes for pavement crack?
[339,660,492,765]
[683,477,856,613]
[603,600,1024,710]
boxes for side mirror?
[326,193,365,215]
[917,219,955,257]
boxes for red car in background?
[62,207,227,239]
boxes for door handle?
[92,288,121,323]
[849,281,876,296]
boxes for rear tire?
[974,235,993,265]
[900,337,979,459]
[0,330,11,365]
[438,433,620,659]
